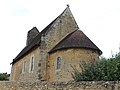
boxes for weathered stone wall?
[10,47,40,82]
[0,81,119,90]
[40,7,79,81]
[45,7,78,52]
[48,48,99,82]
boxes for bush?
[0,73,10,81]
[72,54,120,81]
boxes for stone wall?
[39,7,79,81]
[48,48,99,82]
[0,81,120,90]
[45,7,78,52]
[10,47,40,82]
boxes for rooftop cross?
[67,4,70,7]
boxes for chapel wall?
[48,48,99,82]
[10,47,40,82]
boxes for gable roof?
[49,30,102,55]
[12,6,71,64]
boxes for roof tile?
[49,30,102,54]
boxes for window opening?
[57,57,61,70]
[22,61,26,73]
[29,56,34,73]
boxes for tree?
[0,72,10,81]
[72,54,120,81]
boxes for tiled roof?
[49,30,102,55]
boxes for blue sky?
[0,0,120,73]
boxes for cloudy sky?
[0,0,120,73]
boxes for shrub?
[72,54,120,81]
[0,73,10,81]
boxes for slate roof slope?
[49,30,102,55]
[12,6,70,64]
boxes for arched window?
[56,57,61,70]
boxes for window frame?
[22,61,26,73]
[56,57,62,70]
[29,55,35,73]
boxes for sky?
[0,0,120,73]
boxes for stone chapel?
[10,6,102,82]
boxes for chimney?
[26,27,39,45]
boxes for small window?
[56,57,61,70]
[22,61,26,73]
[29,56,34,73]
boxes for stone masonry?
[0,81,120,90]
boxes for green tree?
[0,72,10,81]
[72,54,120,81]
